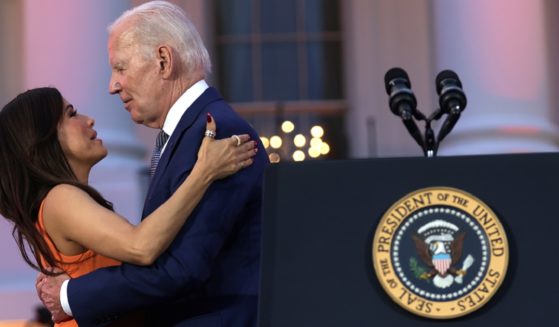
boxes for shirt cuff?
[60,279,73,317]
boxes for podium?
[258,153,559,326]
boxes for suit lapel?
[142,88,223,217]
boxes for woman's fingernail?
[207,113,212,123]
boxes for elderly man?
[37,1,268,326]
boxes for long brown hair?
[0,87,113,275]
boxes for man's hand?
[36,270,71,323]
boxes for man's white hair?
[108,0,211,76]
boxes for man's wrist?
[60,279,73,317]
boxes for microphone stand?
[400,110,427,156]
[411,107,451,158]
[424,120,436,157]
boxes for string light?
[320,142,330,155]
[308,147,320,158]
[310,137,322,148]
[292,150,305,161]
[269,152,281,163]
[281,121,295,133]
[263,123,331,163]
[270,135,282,149]
[293,134,306,147]
[260,136,270,149]
[310,125,324,138]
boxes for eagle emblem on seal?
[412,219,474,289]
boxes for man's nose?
[109,78,122,94]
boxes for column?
[0,0,23,104]
[23,0,146,221]
[432,0,559,154]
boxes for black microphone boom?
[384,67,426,152]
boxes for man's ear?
[157,45,173,78]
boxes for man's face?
[108,29,165,128]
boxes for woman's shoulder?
[46,183,87,198]
[43,183,93,215]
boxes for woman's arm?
[43,116,257,266]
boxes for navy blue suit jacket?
[67,88,269,326]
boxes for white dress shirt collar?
[162,79,209,138]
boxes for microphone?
[384,68,426,121]
[384,68,425,152]
[435,70,467,143]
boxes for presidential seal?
[372,187,508,319]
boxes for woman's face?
[57,99,107,172]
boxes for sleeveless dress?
[36,200,120,327]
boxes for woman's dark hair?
[0,87,113,275]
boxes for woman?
[0,87,256,326]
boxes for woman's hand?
[195,113,257,182]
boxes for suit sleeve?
[67,113,268,327]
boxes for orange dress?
[36,201,121,327]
